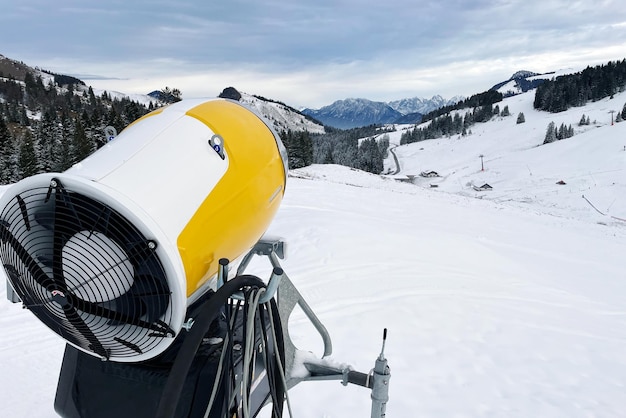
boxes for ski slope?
[1,90,626,417]
[385,89,626,224]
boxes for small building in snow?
[420,170,440,178]
[473,183,493,191]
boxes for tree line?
[420,90,504,123]
[400,104,511,145]
[6,58,625,183]
[281,125,391,174]
[0,67,393,185]
[543,121,574,144]
[534,59,626,113]
[398,89,507,145]
[0,71,156,184]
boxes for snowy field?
[1,89,626,417]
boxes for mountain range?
[299,70,562,129]
[0,52,556,135]
[301,95,463,129]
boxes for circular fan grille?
[0,178,175,360]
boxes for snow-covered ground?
[1,89,626,417]
[385,89,626,225]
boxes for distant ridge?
[218,87,325,134]
[301,95,462,129]
[491,70,553,96]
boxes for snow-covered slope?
[262,165,626,417]
[1,90,625,418]
[386,89,626,225]
[492,68,586,97]
[102,90,161,107]
[238,92,325,134]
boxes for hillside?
[237,91,325,134]
[0,53,157,106]
[1,130,625,417]
[384,88,626,224]
[0,54,325,184]
[0,61,626,417]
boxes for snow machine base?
[54,286,283,418]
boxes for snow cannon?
[1,98,391,418]
[0,98,288,362]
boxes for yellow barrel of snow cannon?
[0,98,288,362]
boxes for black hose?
[155,275,265,418]
[263,300,285,418]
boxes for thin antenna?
[378,328,387,360]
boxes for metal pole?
[370,329,390,418]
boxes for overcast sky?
[2,0,626,108]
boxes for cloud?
[1,0,625,107]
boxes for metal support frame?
[291,329,391,418]
[225,236,332,376]
[225,236,391,418]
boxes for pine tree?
[54,113,74,171]
[557,123,566,140]
[501,105,510,116]
[377,134,390,159]
[357,138,383,174]
[17,131,38,179]
[19,106,29,126]
[0,116,17,183]
[280,130,312,169]
[88,86,97,108]
[72,118,93,163]
[298,131,313,167]
[516,112,525,124]
[35,108,58,172]
[332,135,359,168]
[160,87,182,103]
[543,121,557,144]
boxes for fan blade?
[0,223,59,292]
[52,179,71,289]
[70,294,175,337]
[51,290,109,359]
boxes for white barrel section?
[0,98,288,362]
